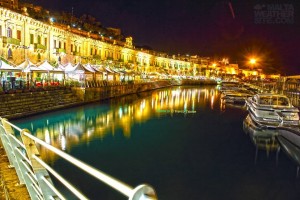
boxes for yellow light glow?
[249,58,256,65]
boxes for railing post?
[0,118,26,184]
[20,129,59,200]
[129,184,157,200]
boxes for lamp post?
[249,58,257,81]
[249,58,256,70]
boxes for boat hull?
[245,94,300,128]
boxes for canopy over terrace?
[112,68,135,82]
[15,59,41,87]
[104,66,116,81]
[38,60,64,85]
[65,63,95,84]
[64,62,74,72]
[0,60,18,71]
[16,59,37,72]
[85,63,103,81]
[0,60,21,91]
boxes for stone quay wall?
[0,79,217,120]
[72,79,216,102]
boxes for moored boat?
[221,91,252,104]
[245,93,300,128]
[277,127,300,167]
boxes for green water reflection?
[15,86,223,163]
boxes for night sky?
[23,0,300,75]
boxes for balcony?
[54,48,66,54]
[92,54,101,59]
[71,51,80,56]
[2,36,20,46]
[58,48,66,53]
[34,43,46,51]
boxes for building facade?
[0,6,196,77]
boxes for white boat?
[243,115,279,156]
[221,91,252,104]
[277,127,300,166]
[245,93,300,128]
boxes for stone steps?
[0,87,83,119]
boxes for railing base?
[129,184,157,200]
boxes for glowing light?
[249,58,256,65]
[119,107,123,118]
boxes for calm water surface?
[13,86,300,200]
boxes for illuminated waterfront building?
[0,4,275,80]
[0,6,194,77]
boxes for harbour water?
[12,86,300,199]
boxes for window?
[0,25,2,37]
[53,40,56,48]
[8,48,12,58]
[7,27,12,37]
[71,44,73,52]
[37,35,41,44]
[17,30,21,40]
[30,34,34,44]
[44,38,47,47]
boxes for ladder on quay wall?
[0,117,157,200]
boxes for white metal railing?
[0,117,157,200]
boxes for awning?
[0,60,19,71]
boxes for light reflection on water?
[13,86,221,163]
[243,115,280,163]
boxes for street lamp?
[249,58,256,70]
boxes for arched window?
[8,48,12,58]
[7,27,12,38]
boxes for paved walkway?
[0,146,30,200]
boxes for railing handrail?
[0,117,157,200]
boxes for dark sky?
[24,0,300,75]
